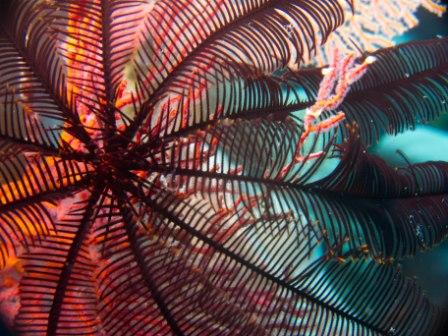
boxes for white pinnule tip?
[365,55,377,64]
[321,67,333,75]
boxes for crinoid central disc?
[95,150,122,180]
[93,142,150,185]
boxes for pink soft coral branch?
[277,50,376,179]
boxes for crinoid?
[0,0,448,335]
